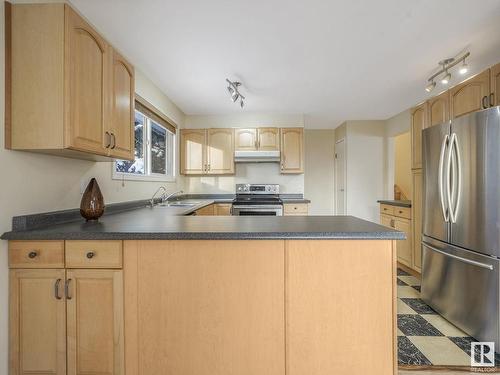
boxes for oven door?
[231,205,283,216]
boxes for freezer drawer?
[421,237,499,350]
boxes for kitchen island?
[2,208,403,375]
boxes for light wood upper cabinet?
[427,91,450,127]
[66,270,124,375]
[180,129,207,175]
[450,69,490,119]
[207,128,235,174]
[280,128,304,174]
[258,127,280,150]
[490,63,500,107]
[108,49,135,160]
[235,129,257,151]
[10,269,67,375]
[7,3,134,161]
[235,128,279,151]
[412,170,423,272]
[65,6,109,156]
[180,129,234,175]
[411,103,427,169]
[124,240,285,375]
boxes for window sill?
[112,171,176,183]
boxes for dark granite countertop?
[1,205,404,241]
[377,200,412,208]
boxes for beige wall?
[0,3,185,371]
[182,114,305,194]
[394,132,412,198]
[304,130,335,215]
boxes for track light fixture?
[424,52,470,92]
[226,78,245,108]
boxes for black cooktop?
[232,195,283,205]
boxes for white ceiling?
[71,0,500,128]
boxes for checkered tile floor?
[396,268,500,367]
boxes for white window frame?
[112,109,176,182]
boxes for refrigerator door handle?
[438,134,450,222]
[451,133,462,223]
[446,133,462,223]
[422,241,494,270]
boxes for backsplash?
[181,163,304,194]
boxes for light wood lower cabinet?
[412,170,423,272]
[283,203,309,216]
[214,203,232,215]
[10,269,67,375]
[380,205,414,270]
[286,240,396,375]
[67,270,124,375]
[124,240,285,375]
[8,241,124,375]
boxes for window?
[113,99,176,181]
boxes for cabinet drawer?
[66,240,122,268]
[379,204,394,215]
[393,206,411,219]
[9,241,65,268]
[284,203,309,215]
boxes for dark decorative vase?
[80,178,105,221]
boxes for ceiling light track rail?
[425,51,470,92]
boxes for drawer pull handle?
[54,279,62,300]
[28,251,38,259]
[65,279,73,300]
[86,251,96,259]
[399,210,403,214]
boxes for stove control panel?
[235,184,280,194]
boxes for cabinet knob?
[110,133,116,149]
[86,251,95,259]
[482,96,489,109]
[28,251,38,259]
[490,93,495,107]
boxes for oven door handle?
[232,205,283,209]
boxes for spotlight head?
[441,71,451,85]
[425,81,436,93]
[459,60,468,75]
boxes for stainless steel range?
[231,184,283,216]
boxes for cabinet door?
[394,218,412,267]
[490,63,500,107]
[10,269,66,375]
[235,128,257,151]
[215,203,232,216]
[66,269,124,375]
[108,49,134,160]
[258,127,280,150]
[65,6,109,155]
[180,129,206,174]
[195,204,215,216]
[207,128,234,174]
[411,103,427,169]
[450,69,490,119]
[380,214,393,228]
[427,91,450,127]
[286,240,395,375]
[124,240,285,375]
[280,128,304,174]
[412,169,422,272]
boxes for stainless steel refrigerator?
[421,106,500,350]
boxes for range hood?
[234,150,281,163]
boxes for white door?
[335,139,346,215]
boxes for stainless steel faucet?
[150,186,167,207]
[150,188,184,207]
[163,190,184,202]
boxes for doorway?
[335,138,346,215]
